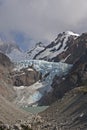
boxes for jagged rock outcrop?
[0,52,12,67]
[0,52,15,100]
[11,67,41,86]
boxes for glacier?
[14,60,72,106]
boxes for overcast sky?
[0,0,87,50]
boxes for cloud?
[0,0,87,48]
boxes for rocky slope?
[0,52,15,100]
[37,86,87,130]
[0,53,33,125]
[0,95,31,124]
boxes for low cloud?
[0,0,87,48]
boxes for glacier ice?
[14,60,72,106]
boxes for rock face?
[0,52,12,67]
[26,32,87,65]
[12,67,41,86]
[0,52,15,100]
[1,31,87,129]
[58,32,87,64]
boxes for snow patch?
[27,68,34,71]
[65,31,79,36]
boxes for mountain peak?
[65,31,79,36]
[35,31,80,61]
[55,31,79,42]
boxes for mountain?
[2,31,86,106]
[0,31,79,63]
[0,31,87,129]
[0,39,25,62]
[34,31,79,62]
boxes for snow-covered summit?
[65,31,79,36]
[35,31,79,61]
[0,31,80,63]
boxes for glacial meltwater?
[22,106,49,114]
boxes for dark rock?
[0,123,10,130]
[12,67,41,86]
[0,52,12,67]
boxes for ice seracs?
[14,60,72,106]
